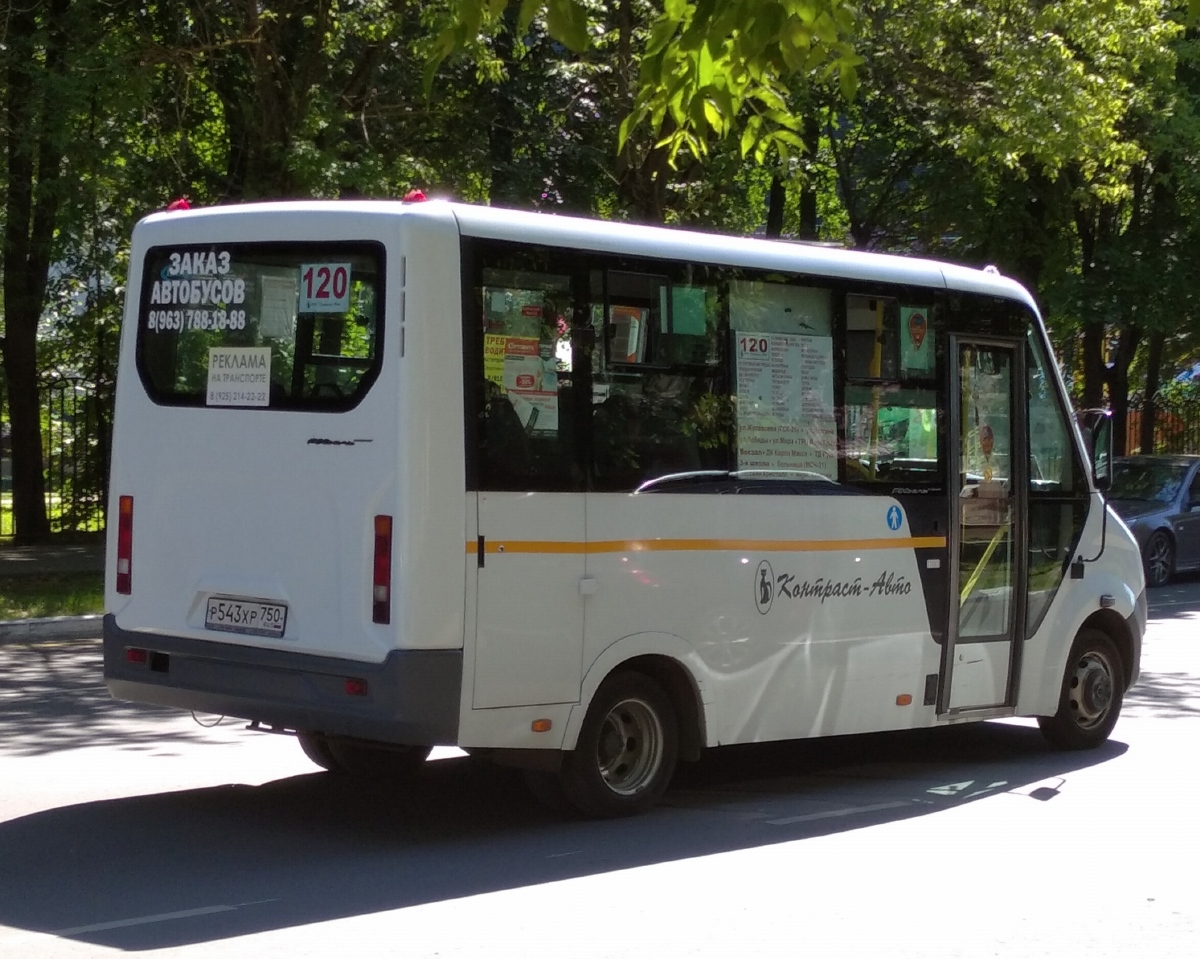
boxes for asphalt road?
[1,583,1198,959]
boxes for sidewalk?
[0,535,105,643]
[0,535,105,577]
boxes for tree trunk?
[1105,325,1141,458]
[1073,207,1107,407]
[1,0,70,544]
[1139,329,1165,455]
[488,11,521,205]
[1081,323,1106,409]
[765,173,785,237]
[611,0,669,221]
[797,114,820,240]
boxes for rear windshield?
[137,242,384,410]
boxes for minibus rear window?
[136,242,384,410]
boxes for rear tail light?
[372,515,392,624]
[116,495,133,594]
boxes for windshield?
[1108,462,1187,504]
[137,242,384,410]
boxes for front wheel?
[1143,531,1174,588]
[1038,629,1125,750]
[557,671,678,818]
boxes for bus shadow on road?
[0,721,1125,952]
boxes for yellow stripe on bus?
[465,536,946,555]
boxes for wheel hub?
[597,698,663,796]
[1070,652,1114,728]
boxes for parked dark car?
[1108,455,1200,587]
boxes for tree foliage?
[4,0,1200,539]
[428,0,862,164]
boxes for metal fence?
[0,382,1197,540]
[1,375,110,539]
[1126,393,1200,456]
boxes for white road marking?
[50,905,238,936]
[0,898,281,943]
[767,800,913,825]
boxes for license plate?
[204,596,288,638]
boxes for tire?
[301,734,431,779]
[558,671,678,818]
[1038,629,1125,750]
[297,731,343,772]
[1143,531,1174,588]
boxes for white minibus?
[105,199,1145,816]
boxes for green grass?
[0,572,104,620]
[0,492,105,539]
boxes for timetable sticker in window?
[299,263,352,313]
[735,332,836,479]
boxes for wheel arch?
[1079,608,1137,692]
[563,633,709,761]
[616,654,705,763]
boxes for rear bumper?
[103,614,462,745]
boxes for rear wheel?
[1143,531,1174,587]
[557,671,678,818]
[297,731,342,771]
[298,732,431,778]
[1038,629,1125,750]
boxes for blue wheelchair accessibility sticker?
[886,505,903,531]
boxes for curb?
[0,614,103,646]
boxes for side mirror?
[1076,408,1112,492]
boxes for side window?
[1025,323,1088,636]
[591,266,727,491]
[474,254,579,491]
[841,295,940,485]
[1027,329,1078,493]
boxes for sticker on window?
[901,306,933,375]
[207,347,272,406]
[260,274,298,338]
[299,263,352,313]
[735,331,836,479]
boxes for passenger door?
[941,338,1026,711]
[467,250,587,708]
[473,494,585,708]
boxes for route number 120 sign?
[299,263,352,312]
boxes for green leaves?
[430,1,862,166]
[544,0,590,52]
[627,1,862,164]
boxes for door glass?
[958,345,1014,638]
